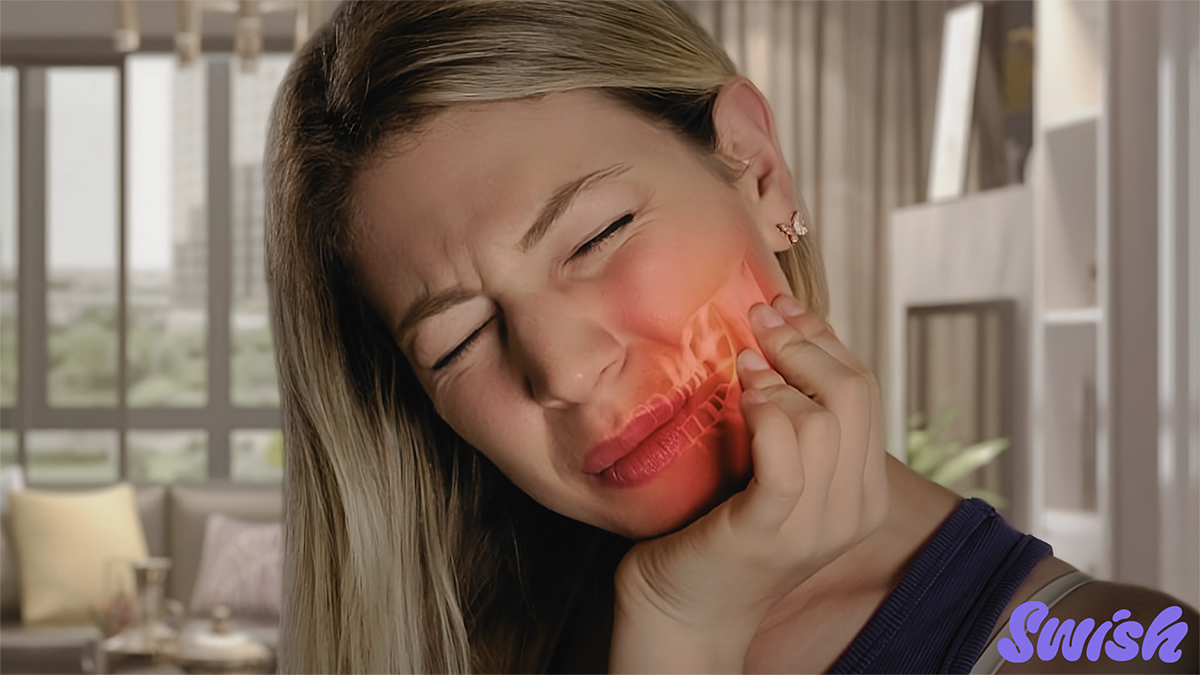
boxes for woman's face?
[354,89,794,539]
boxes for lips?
[584,365,733,486]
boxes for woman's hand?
[609,293,889,673]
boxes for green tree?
[1,297,16,407]
[127,307,206,406]
[48,306,118,406]
[232,325,278,406]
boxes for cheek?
[606,221,752,342]
[432,369,542,475]
[708,258,773,351]
[436,381,582,516]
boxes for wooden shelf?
[1044,107,1101,136]
[1042,111,1099,310]
[1044,307,1102,325]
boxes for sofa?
[0,482,283,675]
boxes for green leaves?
[905,408,1010,508]
[929,437,1008,486]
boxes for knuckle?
[831,370,872,408]
[768,471,804,497]
[742,368,786,391]
[759,382,797,402]
[788,311,821,334]
[798,407,839,437]
[765,328,806,359]
[800,314,835,341]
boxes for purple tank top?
[829,498,1052,674]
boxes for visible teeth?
[679,301,740,392]
[682,416,705,442]
[713,384,730,410]
[669,387,686,411]
[694,399,720,428]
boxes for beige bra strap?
[969,570,1094,675]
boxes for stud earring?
[775,210,808,244]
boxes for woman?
[267,1,1197,672]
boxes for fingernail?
[751,303,785,328]
[775,294,806,317]
[739,349,770,371]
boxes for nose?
[505,296,623,408]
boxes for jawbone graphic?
[589,258,772,525]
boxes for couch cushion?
[9,484,148,625]
[0,623,101,674]
[168,484,282,607]
[134,486,168,558]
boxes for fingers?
[725,387,804,536]
[749,303,868,412]
[767,294,889,532]
[768,294,865,372]
[746,296,888,539]
[729,349,838,538]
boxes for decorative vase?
[127,557,175,655]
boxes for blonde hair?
[267,1,828,672]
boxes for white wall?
[1154,0,1200,608]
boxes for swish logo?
[998,601,1189,663]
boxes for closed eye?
[432,316,493,371]
[430,213,633,370]
[572,213,634,258]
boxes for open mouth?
[583,302,739,486]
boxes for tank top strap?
[968,570,1094,675]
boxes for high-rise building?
[172,61,207,308]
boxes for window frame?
[0,52,282,485]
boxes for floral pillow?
[189,514,282,621]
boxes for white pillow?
[0,466,25,618]
[0,466,24,512]
[189,514,282,621]
[9,483,148,625]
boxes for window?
[0,55,285,484]
[1,66,18,468]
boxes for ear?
[712,77,797,253]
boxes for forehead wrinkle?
[355,97,648,357]
[397,165,638,341]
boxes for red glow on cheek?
[616,384,753,538]
[595,258,771,538]
[607,231,766,340]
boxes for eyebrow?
[396,163,633,345]
[517,162,632,253]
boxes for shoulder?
[994,571,1199,674]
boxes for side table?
[82,629,276,672]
